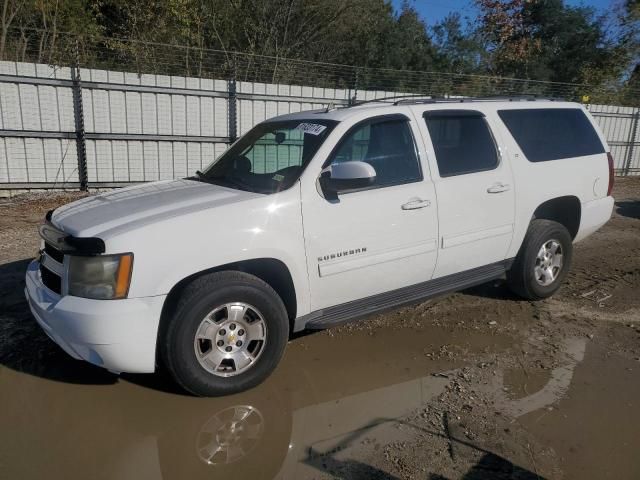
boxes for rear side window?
[423,111,499,177]
[498,108,605,162]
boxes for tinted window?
[498,108,604,162]
[329,118,422,187]
[424,111,499,177]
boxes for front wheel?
[160,271,289,396]
[507,219,573,300]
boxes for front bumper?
[25,260,166,373]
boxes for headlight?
[68,253,133,300]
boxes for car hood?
[51,179,263,238]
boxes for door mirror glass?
[320,161,376,195]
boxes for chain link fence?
[0,30,639,192]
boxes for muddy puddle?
[516,341,640,480]
[3,315,639,480]
[0,321,510,479]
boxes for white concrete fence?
[0,60,638,192]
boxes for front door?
[414,108,516,278]
[301,114,439,311]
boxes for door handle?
[401,198,431,210]
[487,183,511,194]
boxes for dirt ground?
[0,178,639,480]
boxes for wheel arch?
[532,196,581,240]
[157,258,298,353]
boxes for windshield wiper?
[190,170,260,193]
[221,177,254,192]
[208,175,256,193]
[187,170,207,182]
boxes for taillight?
[606,152,614,196]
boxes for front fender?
[106,187,311,317]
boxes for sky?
[390,0,616,26]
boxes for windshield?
[196,119,338,194]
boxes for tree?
[33,0,102,63]
[0,0,24,60]
[0,0,101,63]
[475,0,539,76]
[619,0,640,97]
[526,0,623,85]
[432,12,485,74]
[0,0,636,105]
[475,0,626,87]
[384,3,438,72]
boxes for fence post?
[623,108,639,176]
[348,69,359,106]
[228,77,238,143]
[71,43,88,191]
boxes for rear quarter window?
[498,108,605,162]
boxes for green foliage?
[474,0,638,103]
[432,13,486,74]
[0,0,638,105]
[476,0,616,82]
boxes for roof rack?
[348,94,434,107]
[348,94,563,107]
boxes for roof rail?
[349,94,434,107]
[349,94,563,108]
[394,94,563,105]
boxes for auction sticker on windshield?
[295,123,327,135]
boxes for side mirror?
[319,161,376,197]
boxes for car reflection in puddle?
[0,327,598,480]
[196,404,265,466]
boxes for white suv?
[25,97,614,396]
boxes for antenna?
[323,103,337,113]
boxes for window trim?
[423,110,501,179]
[322,113,424,194]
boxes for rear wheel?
[507,219,573,300]
[161,271,289,396]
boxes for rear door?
[413,108,515,278]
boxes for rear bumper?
[25,260,166,373]
[574,196,614,243]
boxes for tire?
[160,271,289,396]
[507,219,573,300]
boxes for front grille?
[40,263,62,294]
[44,242,64,263]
